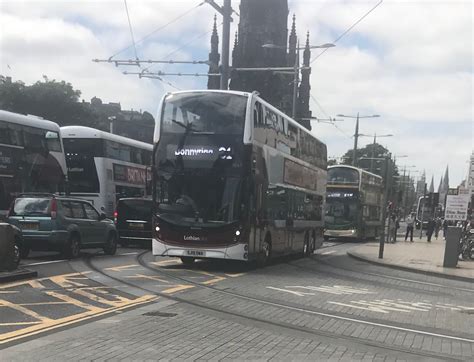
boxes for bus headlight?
[155,226,160,232]
[235,230,241,236]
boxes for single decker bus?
[61,126,153,217]
[152,90,327,265]
[0,110,67,219]
[324,165,383,240]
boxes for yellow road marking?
[184,270,226,285]
[0,272,91,289]
[162,285,194,294]
[0,295,155,344]
[72,288,134,307]
[49,274,88,289]
[19,302,70,306]
[0,322,42,326]
[28,280,46,289]
[150,259,181,266]
[125,274,170,283]
[0,299,53,323]
[104,264,140,272]
[45,291,105,312]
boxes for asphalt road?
[1,241,473,361]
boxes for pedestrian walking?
[405,213,415,242]
[443,219,449,239]
[434,217,441,239]
[426,218,435,242]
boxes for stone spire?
[207,15,220,90]
[429,175,434,193]
[297,31,312,130]
[437,175,443,193]
[444,165,449,189]
[288,14,297,67]
[232,31,239,66]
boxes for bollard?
[0,223,16,271]
[443,226,462,268]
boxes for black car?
[115,198,152,247]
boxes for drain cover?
[143,311,177,317]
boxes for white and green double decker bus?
[324,165,383,240]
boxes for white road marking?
[23,260,68,266]
[118,252,139,256]
[321,251,336,255]
[231,293,474,343]
[267,285,375,296]
[328,299,472,314]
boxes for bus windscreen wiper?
[171,119,214,135]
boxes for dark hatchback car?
[7,194,117,258]
[115,198,152,247]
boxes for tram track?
[80,251,472,361]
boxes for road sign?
[444,194,470,221]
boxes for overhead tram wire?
[123,0,139,65]
[108,1,205,60]
[141,22,223,74]
[310,0,384,65]
[310,94,352,139]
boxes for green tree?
[341,143,391,177]
[0,76,99,128]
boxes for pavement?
[348,232,474,282]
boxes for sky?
[0,0,472,187]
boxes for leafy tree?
[0,76,99,128]
[341,142,392,177]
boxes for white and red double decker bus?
[61,126,152,217]
[152,90,327,265]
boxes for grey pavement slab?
[347,237,474,282]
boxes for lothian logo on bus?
[184,235,204,241]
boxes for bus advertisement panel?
[152,90,327,265]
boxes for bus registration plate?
[186,250,205,257]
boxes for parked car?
[7,193,117,258]
[115,198,152,247]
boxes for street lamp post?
[359,133,393,172]
[337,114,380,166]
[262,42,335,119]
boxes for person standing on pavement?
[443,218,449,239]
[405,212,415,242]
[434,217,441,239]
[426,218,435,242]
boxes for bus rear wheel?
[180,257,195,265]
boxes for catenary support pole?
[220,0,231,90]
[352,113,360,166]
